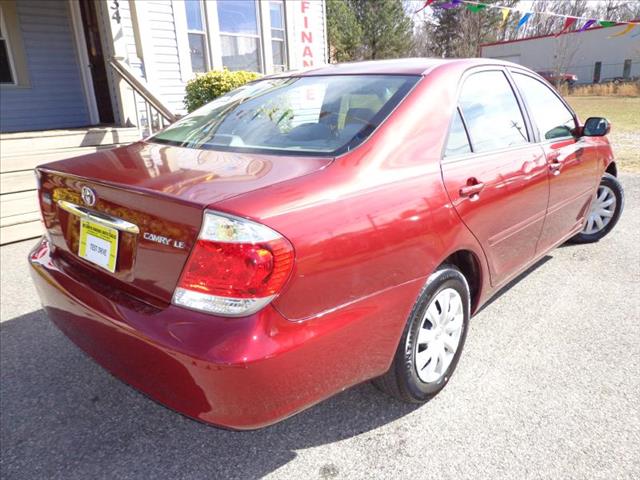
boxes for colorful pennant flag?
[598,21,617,28]
[578,19,597,32]
[466,3,488,12]
[555,16,577,37]
[415,0,436,13]
[517,12,532,31]
[500,7,510,27]
[437,0,463,10]
[608,23,637,38]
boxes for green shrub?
[184,69,261,112]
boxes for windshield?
[151,75,419,156]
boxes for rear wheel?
[570,173,624,244]
[374,265,470,403]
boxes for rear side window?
[458,71,529,153]
[444,109,471,157]
[512,73,576,140]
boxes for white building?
[480,23,640,84]
[1,0,329,132]
[0,0,327,243]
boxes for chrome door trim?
[57,200,140,234]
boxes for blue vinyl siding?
[0,0,89,133]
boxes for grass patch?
[567,96,640,173]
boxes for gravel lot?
[1,173,639,480]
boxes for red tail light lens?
[173,211,294,316]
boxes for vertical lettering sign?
[300,1,314,67]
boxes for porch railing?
[108,57,177,136]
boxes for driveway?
[2,173,639,480]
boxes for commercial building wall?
[480,24,640,84]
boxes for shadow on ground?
[0,309,419,480]
[0,254,557,480]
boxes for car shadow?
[0,310,420,480]
[475,255,553,315]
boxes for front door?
[510,72,599,252]
[79,0,114,124]
[440,69,549,287]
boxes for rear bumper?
[29,238,420,429]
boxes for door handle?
[459,180,485,200]
[547,151,562,176]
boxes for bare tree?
[551,34,579,86]
[591,0,640,22]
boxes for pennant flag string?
[459,1,640,25]
[416,0,640,30]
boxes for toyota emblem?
[81,186,96,207]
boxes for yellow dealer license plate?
[79,219,118,273]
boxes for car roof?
[271,58,521,77]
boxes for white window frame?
[0,6,17,85]
[216,0,264,74]
[68,0,100,125]
[185,0,210,74]
[268,0,288,72]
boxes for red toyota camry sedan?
[30,59,624,430]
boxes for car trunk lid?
[37,142,331,305]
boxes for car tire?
[569,173,624,244]
[373,265,470,403]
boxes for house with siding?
[0,0,328,243]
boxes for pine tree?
[350,0,414,60]
[326,0,363,62]
[326,0,413,61]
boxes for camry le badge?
[143,232,186,249]
[81,186,96,207]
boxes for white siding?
[118,1,144,78]
[146,1,187,113]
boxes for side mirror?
[583,117,610,137]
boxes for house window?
[185,0,208,73]
[269,1,287,72]
[0,8,16,84]
[217,0,262,73]
[623,59,632,79]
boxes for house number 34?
[110,0,121,24]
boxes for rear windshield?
[150,75,419,156]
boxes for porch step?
[0,127,141,156]
[0,126,142,245]
[1,143,129,175]
[0,220,43,246]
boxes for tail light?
[173,211,294,316]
